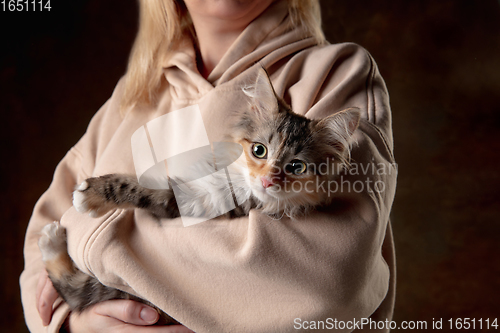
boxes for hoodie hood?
[162,0,317,104]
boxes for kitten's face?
[231,68,360,209]
[236,104,348,206]
[237,111,320,204]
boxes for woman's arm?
[20,75,200,332]
[20,140,84,332]
[19,82,129,331]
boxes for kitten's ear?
[315,108,361,153]
[242,67,279,118]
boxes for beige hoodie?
[21,1,397,332]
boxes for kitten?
[38,68,360,323]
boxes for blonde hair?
[122,0,325,108]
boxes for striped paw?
[72,179,113,218]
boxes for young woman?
[21,0,397,332]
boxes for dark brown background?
[1,1,499,332]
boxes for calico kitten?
[38,68,360,322]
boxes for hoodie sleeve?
[19,79,126,332]
[20,145,81,333]
[59,43,396,333]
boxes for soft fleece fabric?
[20,1,397,332]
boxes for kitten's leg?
[38,222,129,311]
[39,222,75,283]
[72,174,179,218]
[38,222,179,324]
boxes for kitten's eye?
[286,160,307,175]
[252,143,267,159]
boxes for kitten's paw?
[73,180,110,218]
[72,181,90,213]
[38,222,67,262]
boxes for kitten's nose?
[261,176,274,189]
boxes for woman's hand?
[36,269,194,332]
[67,299,195,333]
[36,269,60,326]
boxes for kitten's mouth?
[252,184,298,202]
[251,185,275,202]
